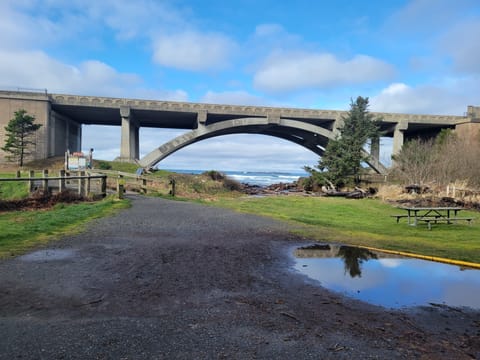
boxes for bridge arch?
[139,117,336,169]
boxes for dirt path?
[0,195,479,359]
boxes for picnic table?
[391,207,474,230]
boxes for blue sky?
[1,0,479,171]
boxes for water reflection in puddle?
[294,244,480,309]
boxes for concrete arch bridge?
[0,90,478,174]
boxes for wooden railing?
[89,170,175,197]
[0,170,107,197]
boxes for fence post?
[142,178,147,194]
[79,171,85,196]
[42,169,49,194]
[101,175,107,197]
[85,173,91,196]
[16,170,21,178]
[169,178,176,197]
[117,175,124,199]
[29,170,35,193]
[59,170,66,192]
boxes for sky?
[1,0,479,172]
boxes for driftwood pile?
[242,181,376,199]
[242,182,303,196]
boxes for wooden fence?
[89,170,175,197]
[0,170,107,197]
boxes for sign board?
[66,150,93,171]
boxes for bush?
[223,178,242,191]
[97,160,112,170]
[203,170,225,181]
[392,130,480,188]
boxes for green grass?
[0,197,129,258]
[0,172,29,200]
[94,160,150,173]
[213,196,480,264]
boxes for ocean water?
[166,169,308,186]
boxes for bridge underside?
[139,117,387,174]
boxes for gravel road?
[0,195,479,359]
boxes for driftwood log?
[324,187,370,199]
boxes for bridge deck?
[47,93,466,134]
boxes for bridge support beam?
[392,121,408,163]
[118,106,139,162]
[370,137,380,169]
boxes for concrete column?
[134,126,139,159]
[77,124,82,152]
[392,120,408,157]
[197,110,207,134]
[119,106,139,161]
[65,120,70,151]
[332,115,344,137]
[370,137,380,169]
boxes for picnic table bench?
[391,207,475,230]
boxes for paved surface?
[1,195,479,359]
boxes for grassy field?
[213,196,480,264]
[0,197,129,258]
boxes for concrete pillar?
[119,106,139,161]
[370,137,380,169]
[65,120,70,151]
[64,120,81,153]
[197,110,207,134]
[392,120,408,157]
[332,115,344,137]
[78,124,82,152]
[455,122,480,145]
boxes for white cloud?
[255,24,285,37]
[252,24,303,48]
[439,19,480,74]
[0,1,63,50]
[384,0,475,34]
[0,50,189,100]
[152,31,237,71]
[94,0,184,40]
[0,50,136,95]
[254,52,395,93]
[370,79,479,115]
[11,0,185,43]
[0,2,189,98]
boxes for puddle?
[294,244,480,309]
[19,248,76,261]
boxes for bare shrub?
[391,138,435,185]
[392,130,480,189]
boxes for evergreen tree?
[2,109,42,166]
[306,97,380,188]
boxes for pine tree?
[2,109,42,166]
[307,97,380,188]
